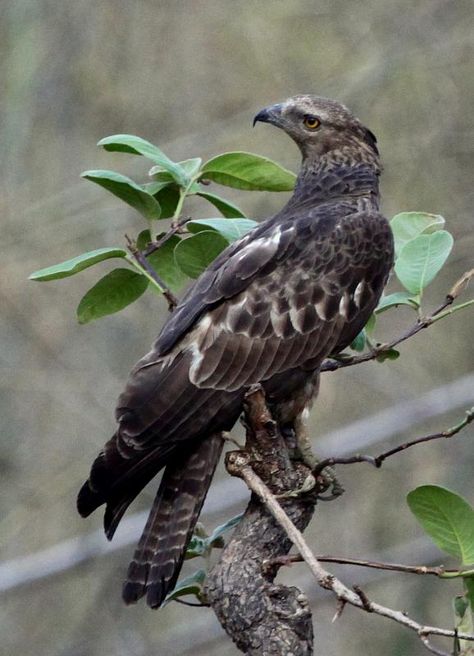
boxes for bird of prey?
[77,95,394,609]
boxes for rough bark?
[205,387,323,655]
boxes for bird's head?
[254,95,379,165]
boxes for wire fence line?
[1,372,472,595]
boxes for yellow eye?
[303,115,320,130]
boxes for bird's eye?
[303,115,320,130]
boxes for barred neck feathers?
[291,149,381,209]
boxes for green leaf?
[196,191,246,218]
[375,291,420,314]
[97,134,187,186]
[147,236,188,292]
[81,170,161,220]
[465,577,474,608]
[454,592,474,653]
[178,157,202,178]
[208,514,243,546]
[391,212,446,256]
[163,569,206,606]
[29,248,127,281]
[365,313,376,335]
[407,486,474,565]
[174,231,229,278]
[136,229,152,251]
[185,535,208,559]
[350,329,366,352]
[141,180,172,196]
[394,231,454,294]
[143,181,181,218]
[154,185,181,219]
[187,218,258,243]
[149,157,202,180]
[201,151,296,191]
[376,348,400,362]
[77,268,149,324]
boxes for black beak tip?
[253,108,270,127]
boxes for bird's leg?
[293,415,345,501]
[293,415,318,470]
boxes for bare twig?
[267,553,462,578]
[239,464,474,656]
[313,406,474,476]
[125,234,178,310]
[373,406,474,465]
[143,215,190,257]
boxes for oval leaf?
[163,569,206,606]
[208,514,243,546]
[154,185,181,219]
[97,134,187,186]
[391,212,446,256]
[375,348,400,362]
[394,231,453,294]
[201,151,296,191]
[149,157,201,180]
[77,268,148,324]
[174,231,229,278]
[82,170,161,220]
[187,218,258,243]
[407,485,474,565]
[147,236,188,292]
[29,248,127,281]
[375,291,420,314]
[136,229,152,251]
[196,191,246,218]
[350,329,366,352]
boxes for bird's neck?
[290,154,381,209]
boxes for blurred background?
[1,1,473,654]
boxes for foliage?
[29,135,292,323]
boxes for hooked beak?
[253,103,284,127]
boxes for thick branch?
[206,387,322,656]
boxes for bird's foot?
[314,465,345,501]
[274,471,317,498]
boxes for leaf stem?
[431,298,474,323]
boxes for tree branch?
[240,464,474,656]
[125,234,178,310]
[266,553,460,578]
[205,386,322,656]
[312,406,474,476]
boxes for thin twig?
[238,464,474,656]
[267,553,458,577]
[143,215,190,257]
[374,406,474,465]
[125,234,178,311]
[313,406,474,476]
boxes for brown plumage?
[77,95,394,608]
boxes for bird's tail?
[122,432,224,608]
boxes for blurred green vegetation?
[1,1,474,655]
